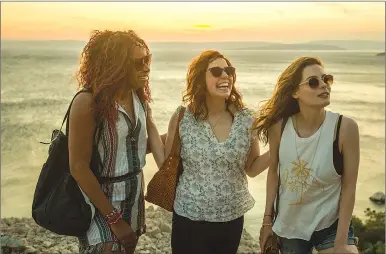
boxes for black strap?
[64,88,93,136]
[334,115,343,144]
[274,116,289,222]
[99,169,141,184]
[40,89,104,179]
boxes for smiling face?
[292,64,332,109]
[205,57,234,100]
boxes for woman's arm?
[146,133,166,154]
[69,93,138,248]
[146,105,165,168]
[164,111,180,159]
[263,120,281,219]
[334,117,360,248]
[68,93,115,216]
[259,120,282,251]
[244,139,270,177]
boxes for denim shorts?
[279,219,356,254]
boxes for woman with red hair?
[68,29,161,254]
[149,50,270,254]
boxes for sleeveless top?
[173,106,256,222]
[273,111,342,240]
[79,91,147,247]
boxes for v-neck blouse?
[173,106,256,222]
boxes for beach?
[1,41,385,240]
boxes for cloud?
[312,2,383,16]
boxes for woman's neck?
[206,97,226,116]
[296,106,326,130]
[118,90,133,103]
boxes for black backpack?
[32,89,104,237]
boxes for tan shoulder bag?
[145,107,185,212]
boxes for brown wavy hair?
[182,50,245,120]
[252,56,323,145]
[77,30,152,124]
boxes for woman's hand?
[259,217,275,254]
[332,244,358,254]
[110,219,138,254]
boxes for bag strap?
[334,115,343,144]
[274,116,289,222]
[64,89,103,144]
[170,106,186,157]
[64,88,94,136]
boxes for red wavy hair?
[76,30,152,124]
[182,50,245,120]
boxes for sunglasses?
[134,54,152,71]
[299,74,334,89]
[208,66,236,78]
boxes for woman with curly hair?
[256,57,359,254]
[149,50,270,254]
[68,30,162,254]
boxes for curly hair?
[252,56,323,145]
[182,50,245,121]
[76,30,152,124]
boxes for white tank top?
[273,111,342,240]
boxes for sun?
[192,24,212,29]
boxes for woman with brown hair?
[68,30,161,253]
[148,50,270,254]
[255,57,359,254]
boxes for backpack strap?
[40,89,104,178]
[274,116,289,222]
[39,89,92,145]
[64,88,92,136]
[334,115,343,143]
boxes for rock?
[147,227,161,237]
[42,241,53,248]
[24,246,37,253]
[1,235,26,253]
[1,206,261,253]
[370,192,385,204]
[159,222,171,233]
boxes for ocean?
[1,41,384,239]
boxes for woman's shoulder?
[337,114,359,139]
[71,90,93,113]
[173,105,189,119]
[237,107,257,121]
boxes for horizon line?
[2,39,386,43]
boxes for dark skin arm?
[68,93,136,251]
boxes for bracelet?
[107,211,123,225]
[105,208,120,221]
[262,223,273,226]
[263,214,272,217]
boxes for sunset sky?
[1,2,385,42]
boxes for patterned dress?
[78,91,147,253]
[173,106,257,222]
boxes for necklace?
[294,111,326,168]
[208,110,225,129]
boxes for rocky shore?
[1,206,260,254]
